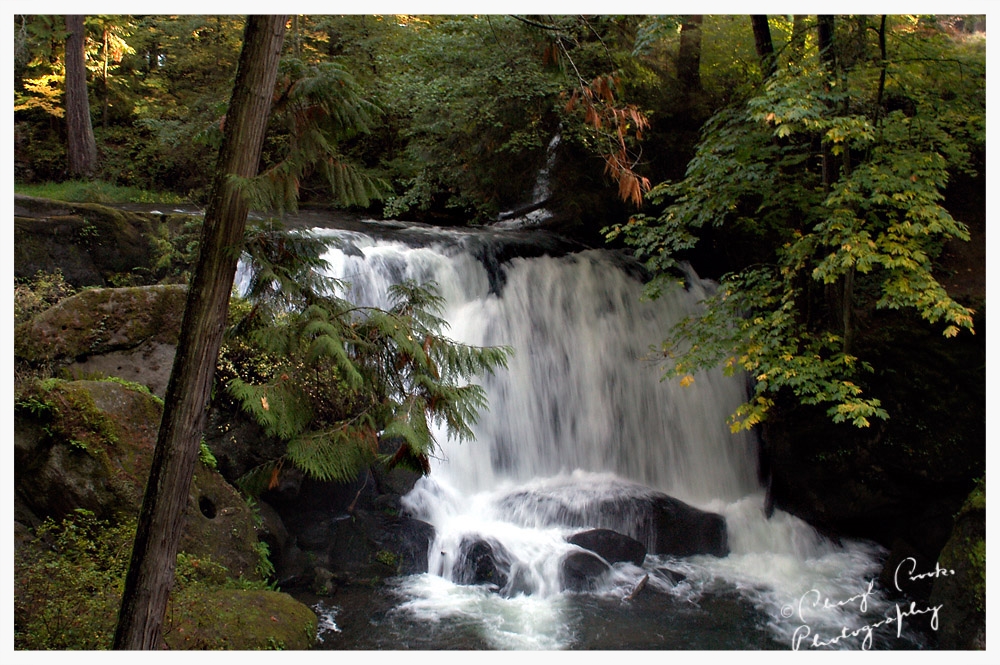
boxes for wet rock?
[567,528,646,566]
[453,537,514,590]
[560,550,611,592]
[496,480,729,557]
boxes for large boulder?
[14,379,264,579]
[14,195,189,287]
[162,589,317,650]
[929,480,986,649]
[567,528,645,566]
[15,284,187,398]
[496,479,729,557]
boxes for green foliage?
[14,179,185,204]
[222,225,510,489]
[371,15,566,221]
[15,509,283,650]
[606,17,983,429]
[242,57,389,212]
[14,510,132,649]
[14,268,76,325]
[199,440,219,470]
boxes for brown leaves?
[565,74,651,207]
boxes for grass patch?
[15,180,185,205]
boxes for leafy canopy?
[606,16,983,430]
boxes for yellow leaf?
[679,375,695,388]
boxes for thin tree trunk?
[818,15,837,190]
[677,15,703,94]
[790,15,807,61]
[112,15,287,650]
[65,15,97,177]
[102,28,109,130]
[750,15,776,78]
[818,15,835,69]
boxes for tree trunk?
[65,15,97,177]
[112,15,287,650]
[790,15,808,61]
[677,15,703,94]
[818,15,836,69]
[818,15,838,190]
[750,15,776,78]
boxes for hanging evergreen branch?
[224,261,512,489]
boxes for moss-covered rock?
[15,284,186,361]
[14,379,265,580]
[14,195,174,287]
[929,479,986,649]
[15,284,186,397]
[162,589,318,650]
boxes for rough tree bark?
[112,15,288,650]
[65,15,97,177]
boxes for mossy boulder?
[14,195,178,287]
[14,379,263,579]
[162,589,317,650]
[15,284,186,397]
[929,479,986,649]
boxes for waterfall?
[307,222,923,650]
[496,134,561,228]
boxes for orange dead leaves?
[565,74,651,207]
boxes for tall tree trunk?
[790,15,808,61]
[818,15,836,69]
[750,15,776,78]
[815,15,855,353]
[102,28,110,130]
[112,15,287,650]
[65,15,97,177]
[818,15,838,190]
[677,15,703,94]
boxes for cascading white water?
[308,223,925,650]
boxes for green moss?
[16,378,120,453]
[163,589,317,650]
[968,537,986,613]
[375,549,400,568]
[961,476,986,514]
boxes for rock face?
[452,537,514,589]
[496,480,729,558]
[761,309,985,573]
[250,448,434,591]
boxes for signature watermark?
[779,558,952,650]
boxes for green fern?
[225,250,512,488]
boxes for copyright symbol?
[780,605,794,619]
